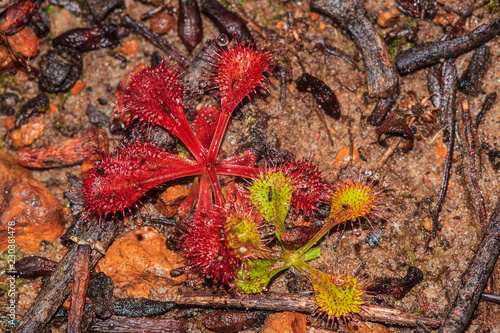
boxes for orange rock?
[0,151,65,252]
[9,115,45,147]
[116,39,138,59]
[4,116,15,130]
[434,132,447,164]
[0,44,14,71]
[433,13,455,26]
[157,185,190,218]
[377,8,400,27]
[7,26,40,58]
[150,12,176,35]
[69,80,85,95]
[333,145,361,169]
[261,312,307,333]
[97,227,185,298]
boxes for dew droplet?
[217,34,229,47]
[365,170,372,177]
[198,80,208,89]
[353,228,362,237]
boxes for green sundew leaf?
[249,171,292,236]
[301,247,321,262]
[236,259,288,294]
[299,262,363,319]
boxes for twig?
[425,59,457,252]
[311,0,399,98]
[475,92,497,129]
[461,99,487,232]
[228,0,268,40]
[90,316,188,333]
[377,137,401,169]
[121,14,187,64]
[396,18,500,74]
[482,293,500,304]
[440,198,500,333]
[67,244,92,333]
[15,218,122,333]
[170,288,441,328]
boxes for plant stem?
[294,209,349,259]
[215,164,259,179]
[207,109,231,165]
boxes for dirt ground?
[1,0,500,332]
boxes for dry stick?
[462,99,487,231]
[377,137,401,169]
[171,288,441,328]
[67,244,92,333]
[314,108,335,148]
[90,316,188,333]
[462,99,494,327]
[440,198,500,333]
[482,293,500,304]
[311,0,399,99]
[396,18,500,74]
[475,92,497,129]
[425,60,457,252]
[121,14,187,65]
[15,219,122,333]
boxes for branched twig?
[440,198,500,333]
[121,14,187,64]
[425,59,457,252]
[15,218,122,333]
[475,92,497,129]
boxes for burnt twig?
[313,38,363,72]
[311,0,399,98]
[396,18,500,75]
[368,95,398,126]
[121,14,187,64]
[475,92,496,129]
[458,44,491,96]
[461,99,487,232]
[440,198,500,333]
[15,217,122,333]
[425,59,457,251]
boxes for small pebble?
[423,217,433,232]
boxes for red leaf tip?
[211,40,274,113]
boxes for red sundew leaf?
[181,211,238,286]
[211,42,273,114]
[219,150,257,167]
[124,62,206,162]
[192,105,220,150]
[113,63,146,129]
[83,141,205,217]
[267,158,331,218]
[215,150,258,179]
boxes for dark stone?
[38,48,83,93]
